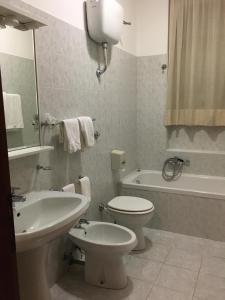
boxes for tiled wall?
[7,3,137,286]
[10,12,137,217]
[137,54,225,176]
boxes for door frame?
[0,69,20,299]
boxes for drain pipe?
[96,42,108,78]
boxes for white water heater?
[86,0,124,45]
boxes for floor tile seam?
[145,261,165,300]
[192,253,203,300]
[150,260,165,289]
[127,260,164,286]
[127,274,156,285]
[203,253,225,260]
[132,254,168,264]
[198,269,225,280]
[130,254,166,264]
[202,255,225,262]
[154,281,196,298]
[144,280,155,300]
[162,245,173,263]
[163,263,200,273]
[163,262,201,273]
[172,245,205,255]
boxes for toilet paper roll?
[79,176,91,200]
[62,183,76,193]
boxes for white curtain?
[165,0,225,126]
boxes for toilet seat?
[108,196,154,214]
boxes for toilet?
[69,221,137,289]
[107,196,154,250]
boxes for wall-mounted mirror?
[0,27,40,151]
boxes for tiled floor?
[51,228,225,300]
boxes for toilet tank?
[86,0,124,45]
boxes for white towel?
[3,92,24,130]
[60,119,81,153]
[62,183,76,193]
[79,176,91,200]
[78,117,95,148]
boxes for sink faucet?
[11,187,26,206]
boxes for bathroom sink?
[14,191,90,252]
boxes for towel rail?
[41,118,96,127]
[41,118,100,140]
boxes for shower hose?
[162,157,185,182]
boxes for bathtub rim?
[121,170,225,200]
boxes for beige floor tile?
[165,248,202,271]
[156,265,198,296]
[203,240,225,259]
[147,286,193,300]
[51,276,153,300]
[108,277,153,300]
[173,235,205,254]
[194,273,225,300]
[144,228,175,247]
[132,240,170,262]
[201,256,225,278]
[51,229,225,300]
[125,255,162,283]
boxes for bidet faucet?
[79,219,90,225]
[74,219,89,233]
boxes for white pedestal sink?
[13,191,90,300]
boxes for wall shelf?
[8,146,54,161]
[167,148,225,156]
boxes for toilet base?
[132,227,146,251]
[85,253,127,289]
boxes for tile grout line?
[144,237,174,299]
[144,260,165,300]
[191,252,203,300]
[163,261,201,273]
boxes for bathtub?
[121,170,225,200]
[120,170,225,241]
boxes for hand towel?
[62,183,76,193]
[60,119,81,153]
[78,117,95,148]
[3,92,24,130]
[79,176,91,200]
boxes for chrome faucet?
[79,219,90,225]
[74,219,89,234]
[36,164,52,171]
[11,187,26,205]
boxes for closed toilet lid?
[108,196,154,213]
